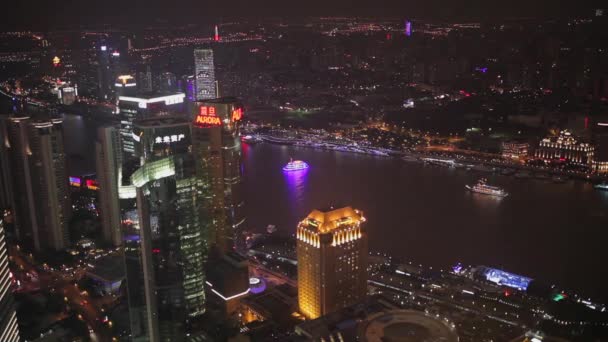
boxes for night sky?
[2,0,603,30]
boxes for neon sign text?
[195,115,222,126]
[231,108,243,122]
[154,134,186,144]
[195,106,222,127]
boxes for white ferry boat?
[466,178,508,197]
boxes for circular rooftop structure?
[358,309,459,342]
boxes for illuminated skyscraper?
[0,219,20,342]
[191,98,245,253]
[125,117,207,341]
[194,49,216,101]
[297,206,368,319]
[97,45,121,100]
[96,125,122,247]
[3,116,70,251]
[117,92,186,157]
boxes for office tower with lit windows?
[297,206,368,319]
[0,219,20,342]
[191,98,245,253]
[124,117,207,341]
[3,116,70,251]
[194,49,216,100]
[191,98,248,315]
[97,45,121,100]
[96,124,123,247]
[117,92,186,157]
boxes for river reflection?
[241,143,608,303]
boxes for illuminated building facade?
[535,130,594,166]
[3,116,70,251]
[194,49,216,101]
[192,98,245,254]
[125,117,207,341]
[501,141,529,160]
[0,220,20,342]
[96,125,122,246]
[117,92,185,156]
[297,206,368,319]
[592,123,608,174]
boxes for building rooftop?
[295,296,459,342]
[302,206,364,233]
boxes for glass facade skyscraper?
[124,117,207,341]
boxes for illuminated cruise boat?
[465,178,508,197]
[283,159,309,172]
[595,183,608,191]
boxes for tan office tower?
[297,206,368,319]
[4,116,70,251]
[96,125,122,246]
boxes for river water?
[61,114,608,303]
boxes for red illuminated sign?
[195,106,222,127]
[231,108,243,122]
[195,105,243,127]
[200,106,216,116]
[85,179,99,191]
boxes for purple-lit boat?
[283,159,309,172]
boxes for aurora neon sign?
[195,106,222,127]
[195,105,244,127]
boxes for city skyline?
[0,10,607,342]
[1,2,604,30]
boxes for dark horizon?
[2,0,604,30]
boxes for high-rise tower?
[0,219,20,342]
[194,49,216,101]
[192,98,245,253]
[3,116,70,251]
[96,124,123,247]
[297,206,368,319]
[124,117,207,341]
